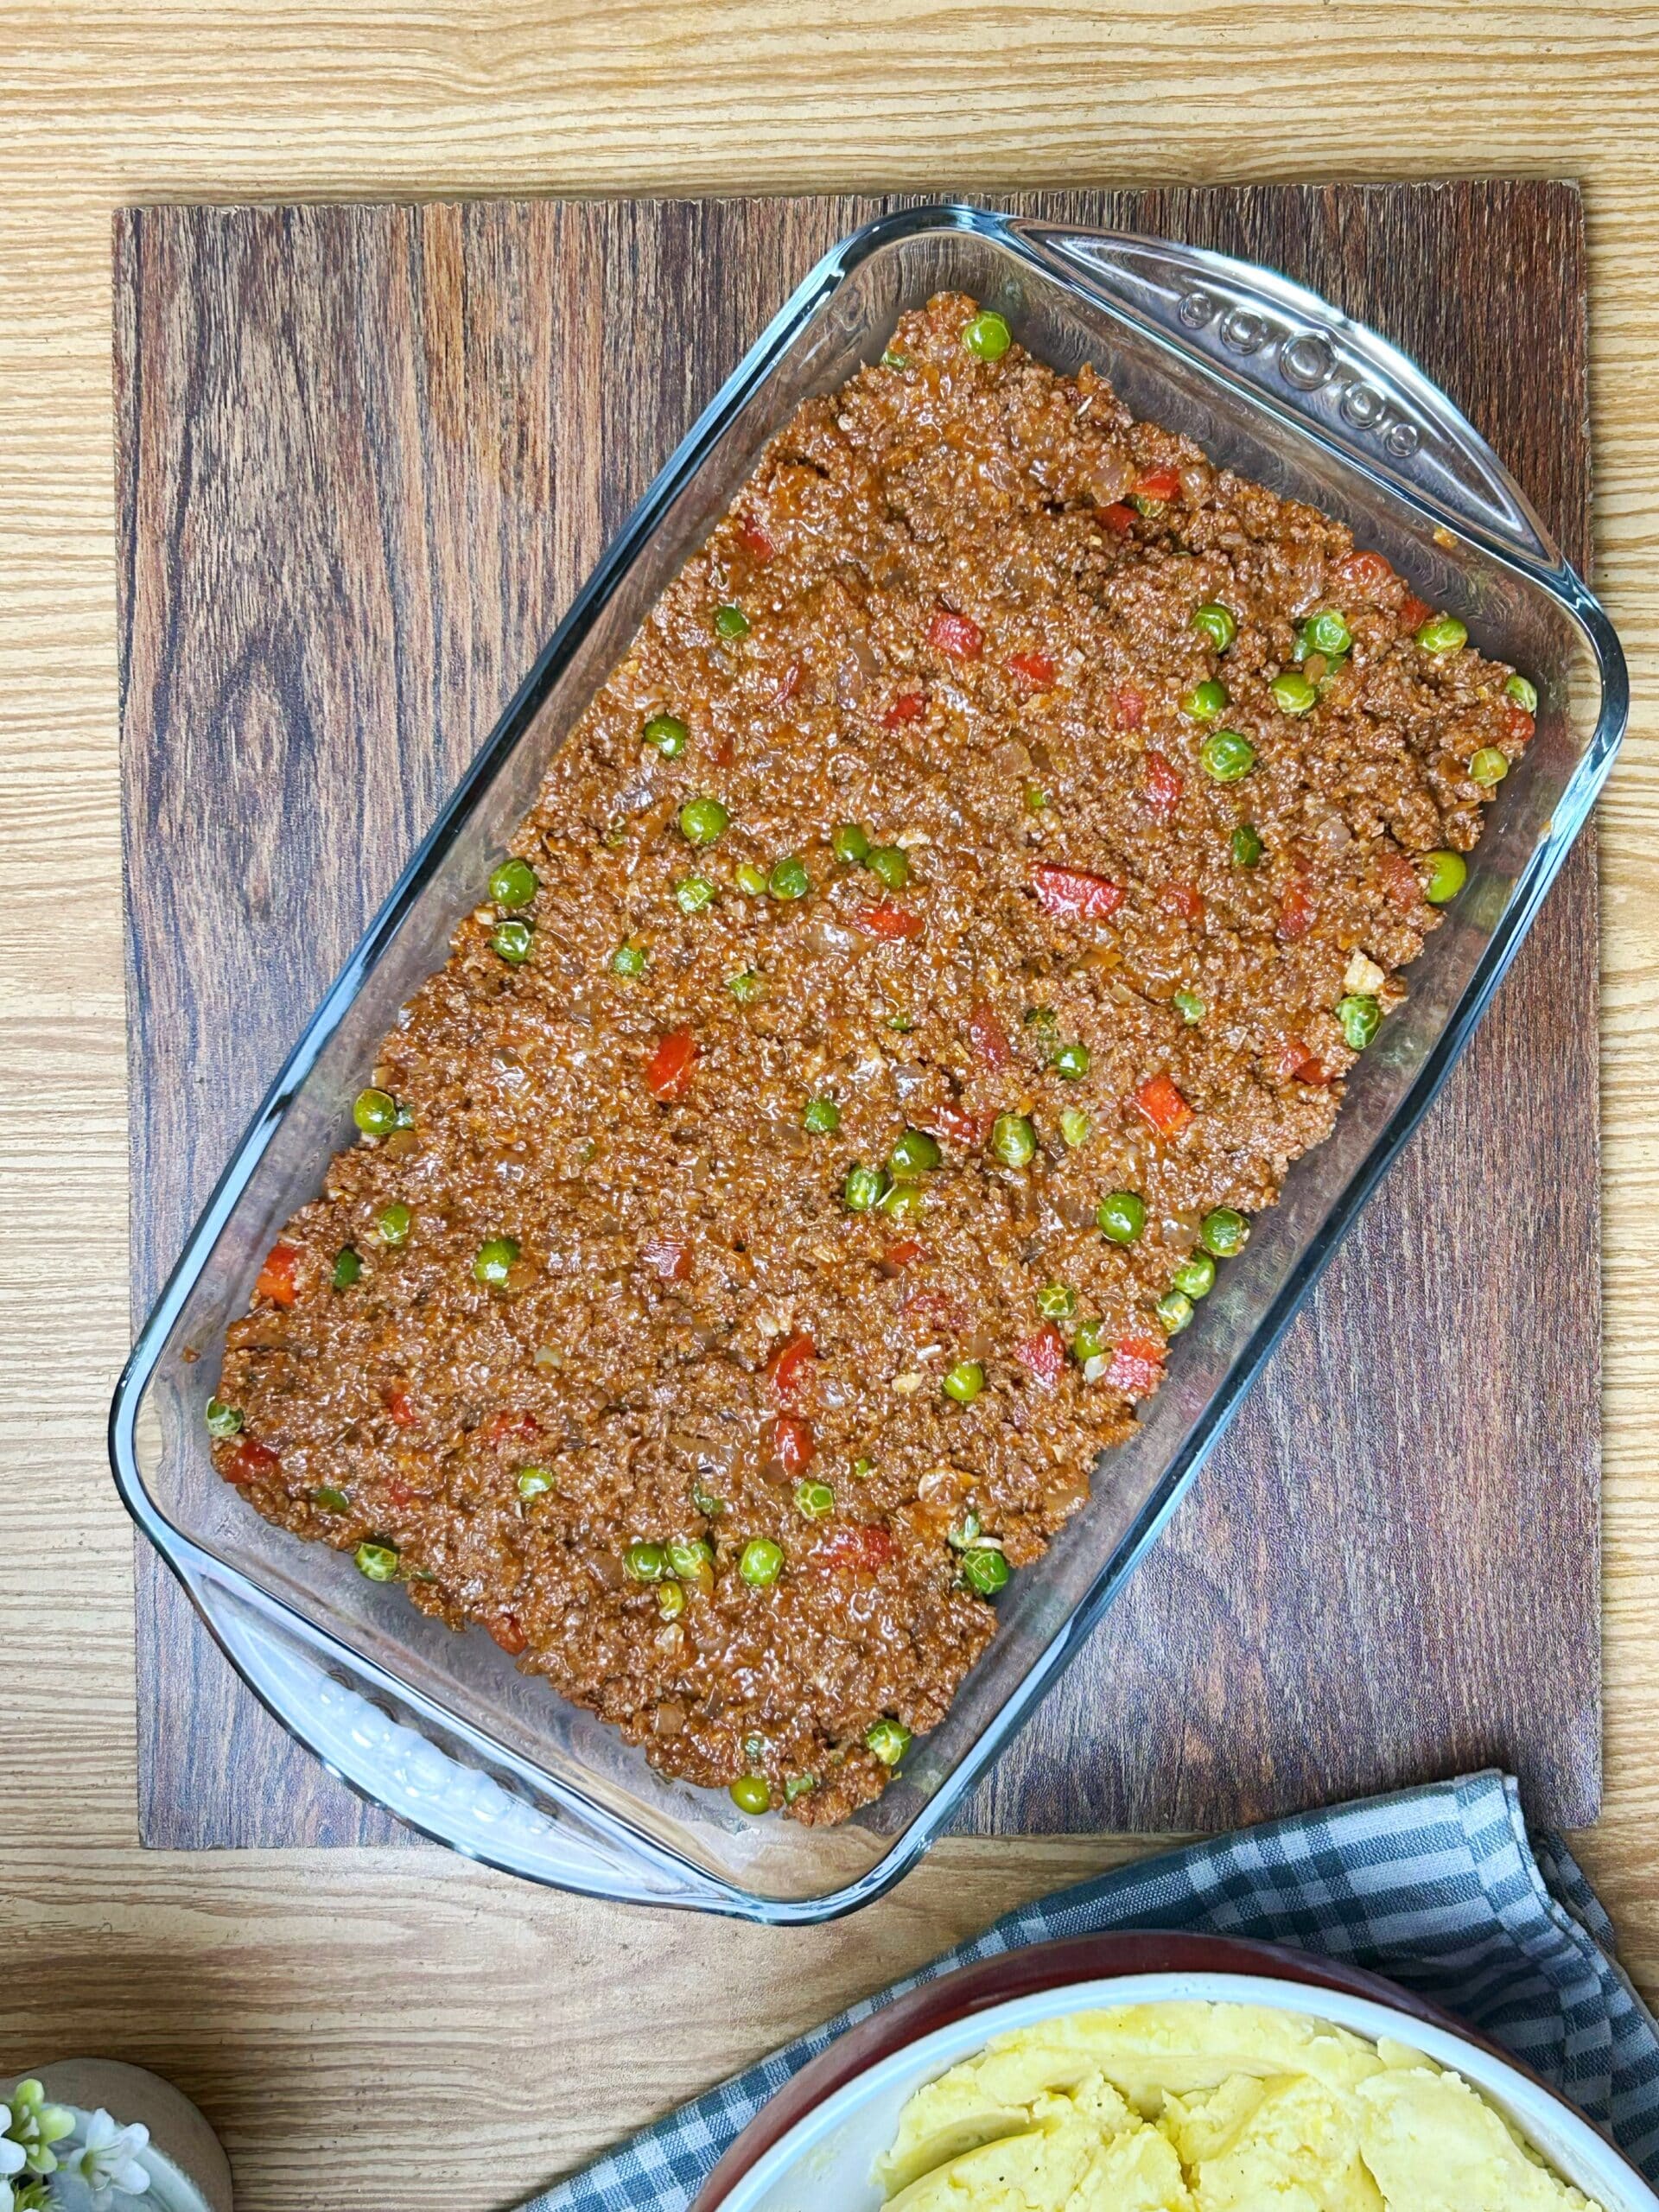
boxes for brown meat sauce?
[213,293,1532,1826]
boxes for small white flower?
[71,2110,151,2210]
[0,2139,25,2182]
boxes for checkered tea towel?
[523,1770,1659,2209]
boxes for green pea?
[943,1360,984,1404]
[378,1201,411,1246]
[803,1095,842,1134]
[1157,1288,1195,1335]
[963,310,1012,360]
[517,1467,555,1500]
[730,1774,772,1814]
[312,1484,351,1514]
[1338,994,1382,1051]
[625,1539,669,1582]
[1270,670,1319,716]
[1052,1040,1090,1081]
[714,604,751,639]
[658,1580,686,1620]
[642,713,689,758]
[734,861,767,897]
[1024,1005,1057,1033]
[333,1247,363,1288]
[832,822,872,865]
[1173,988,1205,1025]
[1058,1106,1091,1148]
[867,844,910,892]
[768,855,810,900]
[205,1397,243,1440]
[676,874,717,915]
[353,1087,398,1136]
[851,1456,874,1480]
[1301,608,1353,658]
[1470,747,1509,786]
[887,1013,915,1034]
[489,857,538,909]
[991,1113,1037,1169]
[784,1773,817,1803]
[843,1163,890,1212]
[1417,613,1468,654]
[1185,677,1229,721]
[1025,785,1049,812]
[1037,1282,1077,1320]
[691,1480,726,1518]
[1192,602,1237,653]
[960,1546,1011,1596]
[1071,1320,1106,1364]
[491,919,533,964]
[355,1541,399,1582]
[474,1236,520,1287]
[888,1127,942,1179]
[1096,1191,1147,1245]
[865,1717,912,1765]
[679,797,730,848]
[1506,673,1539,713]
[880,347,909,370]
[611,940,647,977]
[740,1536,784,1587]
[728,969,764,1003]
[1200,730,1255,783]
[1424,850,1467,904]
[1230,823,1264,868]
[1173,1251,1216,1299]
[1199,1207,1249,1258]
[668,1536,714,1578]
[877,1182,925,1224]
[796,1478,836,1519]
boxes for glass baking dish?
[109,203,1626,1921]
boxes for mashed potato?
[874,2002,1605,2212]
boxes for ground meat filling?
[211,292,1534,1827]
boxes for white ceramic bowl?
[712,1971,1657,2212]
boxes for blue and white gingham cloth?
[523,1771,1659,2209]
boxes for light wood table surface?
[3,7,1657,2206]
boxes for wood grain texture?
[114,182,1599,1848]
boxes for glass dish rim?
[108,199,1629,1922]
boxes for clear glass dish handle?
[1012,223,1560,575]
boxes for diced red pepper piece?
[1144,750,1183,822]
[1277,880,1317,942]
[774,660,802,707]
[1504,702,1535,745]
[1376,848,1423,909]
[255,1242,301,1308]
[968,1000,1013,1069]
[856,901,924,940]
[817,1522,894,1573]
[713,737,735,768]
[928,607,984,660]
[645,1030,698,1101]
[1014,1325,1067,1389]
[737,512,774,560]
[884,691,927,728]
[487,1612,528,1656]
[1113,686,1146,729]
[223,1437,280,1486]
[640,1236,690,1282]
[1400,592,1433,630]
[880,1238,925,1274]
[1033,864,1125,922]
[925,1103,987,1149]
[1337,548,1393,594]
[1268,1036,1330,1085]
[1007,649,1057,690]
[385,1476,414,1507]
[385,1389,419,1430]
[1133,1072,1195,1138]
[1134,465,1181,503]
[772,1413,815,1477]
[1104,1336,1166,1399]
[1099,501,1136,535]
[766,1331,817,1403]
[486,1409,540,1445]
[1161,881,1205,925]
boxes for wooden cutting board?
[115,183,1599,1848]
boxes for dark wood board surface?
[115,184,1599,1847]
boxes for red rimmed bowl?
[692,1932,1657,2212]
